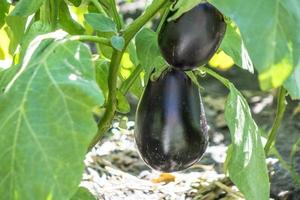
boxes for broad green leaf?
[135,28,165,81]
[0,64,20,92]
[225,83,269,200]
[116,90,130,114]
[20,21,51,60]
[111,36,125,51]
[84,13,116,32]
[209,0,300,92]
[0,0,9,28]
[169,0,204,21]
[284,63,300,99]
[58,1,85,35]
[220,24,254,73]
[70,187,96,200]
[0,30,104,200]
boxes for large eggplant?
[134,69,208,172]
[158,2,226,70]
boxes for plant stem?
[89,0,107,15]
[200,67,230,88]
[40,2,49,25]
[90,51,123,150]
[70,35,111,47]
[264,87,287,155]
[156,3,170,33]
[272,148,300,187]
[123,0,170,46]
[88,0,170,150]
[119,65,143,95]
[49,0,59,30]
[109,0,122,31]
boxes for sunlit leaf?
[220,24,254,73]
[0,46,5,60]
[259,55,293,90]
[209,51,234,71]
[225,83,269,200]
[210,0,300,92]
[0,30,104,200]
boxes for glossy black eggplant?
[134,69,208,172]
[158,3,226,70]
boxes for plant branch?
[49,0,59,30]
[272,148,300,187]
[88,0,171,150]
[200,67,230,88]
[109,0,122,31]
[70,35,111,47]
[90,0,107,16]
[123,0,171,46]
[264,87,287,155]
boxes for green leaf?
[225,83,269,200]
[168,0,204,21]
[20,21,51,60]
[0,0,9,28]
[97,32,114,58]
[220,24,254,73]
[71,187,96,200]
[58,1,85,35]
[5,16,27,54]
[0,64,20,92]
[127,41,139,67]
[0,46,5,59]
[116,90,130,114]
[0,30,104,200]
[135,28,165,81]
[67,0,82,7]
[84,13,116,32]
[284,63,300,99]
[111,36,125,51]
[95,58,109,99]
[209,0,300,91]
[10,0,46,17]
[6,0,46,54]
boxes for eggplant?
[158,3,226,70]
[134,69,208,172]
